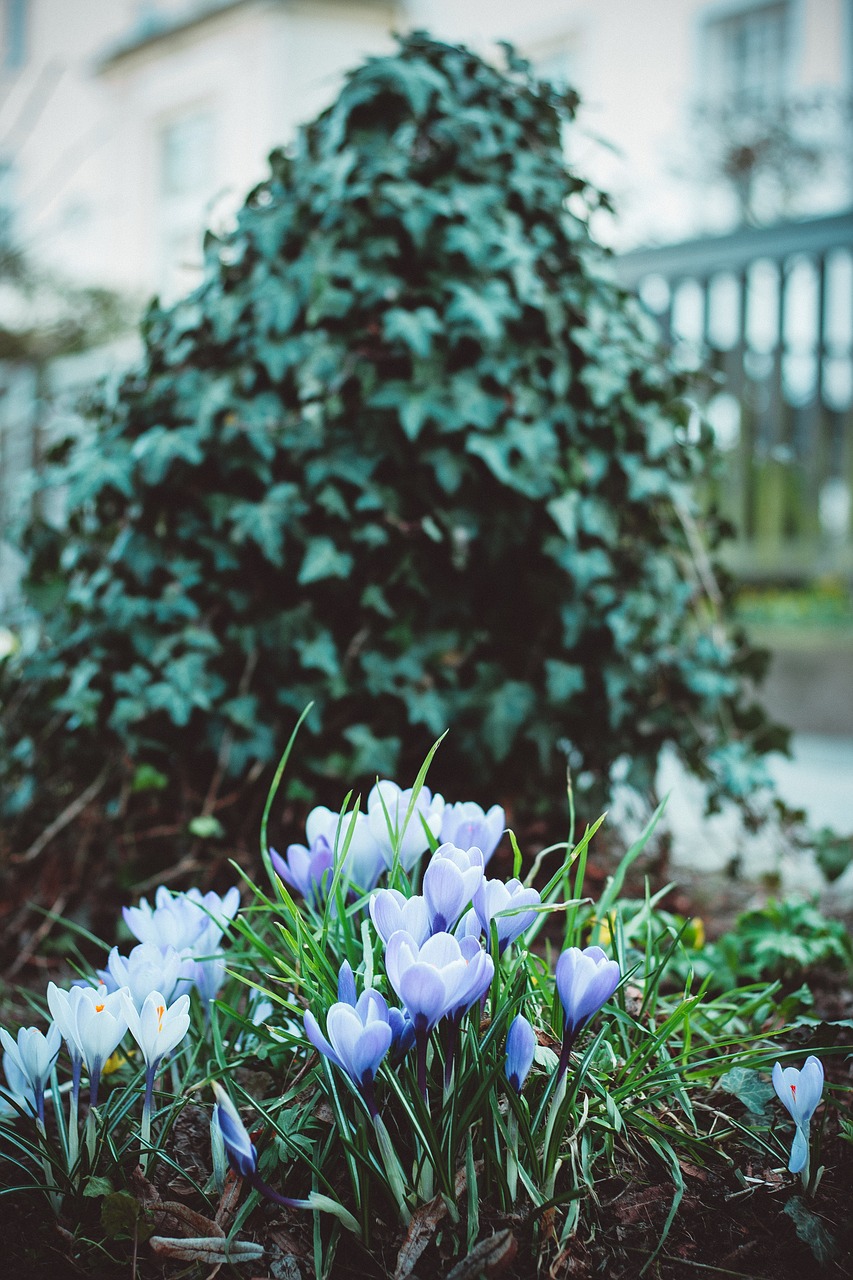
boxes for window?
[161,111,215,198]
[3,0,27,71]
[0,159,14,247]
[706,3,791,106]
[158,108,216,300]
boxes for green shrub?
[0,33,784,857]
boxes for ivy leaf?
[383,307,442,358]
[298,538,353,585]
[718,1067,775,1116]
[230,483,300,565]
[783,1198,839,1265]
[131,426,204,485]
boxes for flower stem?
[67,1058,81,1172]
[140,1070,155,1173]
[415,1024,428,1101]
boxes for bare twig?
[13,765,110,864]
[7,892,67,977]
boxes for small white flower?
[122,990,191,1072]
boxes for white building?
[0,0,851,601]
[1,0,849,297]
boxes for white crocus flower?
[122,989,191,1167]
[47,982,127,1108]
[0,1023,61,1124]
[106,942,182,1011]
[367,780,445,872]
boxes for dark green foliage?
[0,34,782,851]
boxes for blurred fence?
[618,210,853,582]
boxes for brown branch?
[13,765,110,864]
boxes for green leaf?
[131,764,169,793]
[718,1067,775,1115]
[383,307,442,358]
[783,1197,839,1265]
[101,1191,154,1243]
[188,814,225,839]
[298,538,353,585]
[83,1175,114,1198]
[131,426,204,485]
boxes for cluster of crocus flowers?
[271,782,507,907]
[120,886,240,1008]
[1,883,238,1177]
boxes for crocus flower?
[213,1083,258,1176]
[122,990,191,1073]
[122,989,191,1162]
[123,886,239,954]
[554,945,620,1083]
[304,990,393,1117]
[387,1008,416,1064]
[772,1055,825,1175]
[441,802,505,864]
[337,960,358,1007]
[211,1083,361,1234]
[505,1015,537,1094]
[422,843,485,934]
[0,1023,61,1124]
[1,1049,35,1116]
[367,781,444,872]
[369,889,430,946]
[270,835,334,905]
[441,935,495,1085]
[385,930,494,1096]
[473,878,540,954]
[47,982,127,1108]
[189,956,227,1006]
[105,942,182,1011]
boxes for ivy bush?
[0,33,783,856]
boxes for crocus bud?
[505,1014,536,1094]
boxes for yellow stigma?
[157,1004,165,1032]
[95,1002,105,1012]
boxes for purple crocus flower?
[270,835,334,906]
[384,930,494,1096]
[440,934,494,1085]
[554,945,621,1083]
[367,781,445,872]
[772,1055,824,1174]
[473,878,540,954]
[422,843,485,934]
[337,960,357,1007]
[441,802,505,864]
[505,1014,537,1094]
[387,1008,416,1064]
[212,1084,361,1234]
[306,805,387,894]
[304,990,394,1117]
[369,889,431,946]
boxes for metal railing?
[617,210,853,580]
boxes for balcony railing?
[617,210,853,581]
